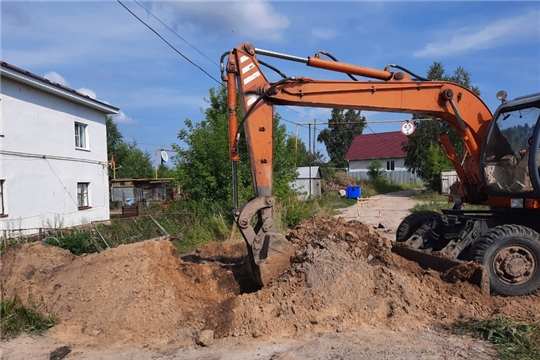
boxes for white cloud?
[165,0,289,41]
[76,87,97,99]
[43,71,69,86]
[113,110,134,125]
[310,28,337,40]
[414,10,540,58]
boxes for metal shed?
[441,169,459,195]
[290,167,322,200]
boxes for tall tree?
[402,62,480,191]
[286,136,326,168]
[106,116,153,179]
[105,115,123,160]
[114,141,154,179]
[317,109,366,168]
[172,87,298,206]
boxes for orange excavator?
[221,42,540,296]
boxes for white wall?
[348,158,407,172]
[347,158,422,184]
[290,179,321,200]
[0,77,110,234]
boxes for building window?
[75,122,88,149]
[386,160,395,171]
[0,95,3,136]
[0,180,6,216]
[77,182,90,209]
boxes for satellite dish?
[160,150,169,163]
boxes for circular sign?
[400,121,415,136]
[160,150,169,163]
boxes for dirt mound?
[2,217,539,347]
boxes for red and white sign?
[400,121,415,136]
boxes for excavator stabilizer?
[392,242,490,296]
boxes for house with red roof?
[344,131,421,183]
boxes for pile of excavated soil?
[2,217,539,348]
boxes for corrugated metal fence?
[348,170,423,184]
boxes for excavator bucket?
[392,243,490,296]
[248,232,297,287]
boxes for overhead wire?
[116,0,221,85]
[132,0,220,68]
[117,0,420,156]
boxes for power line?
[117,0,221,85]
[132,0,219,68]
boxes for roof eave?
[1,66,119,114]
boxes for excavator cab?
[482,92,540,198]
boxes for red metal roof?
[344,131,408,160]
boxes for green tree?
[106,115,154,179]
[317,109,366,168]
[114,141,154,179]
[287,137,326,168]
[105,115,123,160]
[402,62,480,191]
[172,87,298,206]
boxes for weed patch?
[450,317,540,360]
[1,298,58,340]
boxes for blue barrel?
[346,186,362,199]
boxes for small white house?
[290,166,322,200]
[344,131,422,184]
[0,61,119,235]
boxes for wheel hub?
[494,246,536,285]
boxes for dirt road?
[1,190,505,360]
[335,189,422,241]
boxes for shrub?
[46,231,97,255]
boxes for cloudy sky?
[2,1,539,161]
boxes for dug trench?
[2,216,540,350]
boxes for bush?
[367,160,386,183]
[46,231,97,255]
[276,197,313,231]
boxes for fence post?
[3,230,8,250]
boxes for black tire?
[470,224,540,296]
[396,211,439,242]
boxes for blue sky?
[2,1,539,163]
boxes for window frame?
[77,182,91,210]
[386,160,395,171]
[0,180,6,217]
[74,122,89,150]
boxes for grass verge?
[450,317,540,360]
[1,297,58,340]
[410,192,489,213]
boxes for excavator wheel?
[396,211,439,244]
[470,224,540,296]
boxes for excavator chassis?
[393,209,540,296]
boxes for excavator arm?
[223,42,493,286]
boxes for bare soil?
[2,190,539,359]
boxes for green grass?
[1,298,58,340]
[410,192,489,213]
[450,317,540,360]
